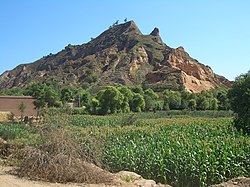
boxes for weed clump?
[17,127,112,184]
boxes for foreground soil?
[0,166,171,187]
[1,166,249,187]
[211,177,250,187]
[0,167,82,187]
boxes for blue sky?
[1,0,249,81]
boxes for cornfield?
[103,118,250,186]
[2,112,249,186]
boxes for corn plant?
[103,118,250,186]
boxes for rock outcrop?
[0,20,232,92]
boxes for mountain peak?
[116,20,142,35]
[149,27,163,44]
[125,20,137,28]
[0,21,232,92]
[150,27,160,36]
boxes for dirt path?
[0,166,171,187]
[4,166,248,187]
[0,167,84,187]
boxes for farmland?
[0,111,249,186]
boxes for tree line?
[1,69,249,134]
[0,83,231,115]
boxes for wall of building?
[0,96,37,116]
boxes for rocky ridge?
[0,20,232,92]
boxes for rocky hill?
[0,20,232,92]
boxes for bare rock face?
[0,20,232,92]
[162,46,231,92]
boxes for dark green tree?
[188,99,197,110]
[98,86,124,115]
[228,71,250,134]
[44,85,61,107]
[74,88,91,108]
[61,88,73,104]
[144,88,159,111]
[131,93,145,112]
[209,98,218,110]
[163,90,181,110]
[25,83,61,108]
[130,85,143,94]
[117,85,134,112]
[197,97,210,110]
[90,98,100,115]
[25,83,47,108]
[217,90,230,110]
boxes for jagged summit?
[150,27,160,36]
[122,20,141,34]
[0,20,232,92]
[97,20,141,39]
[149,27,163,44]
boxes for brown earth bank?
[0,166,171,187]
[1,166,250,187]
[211,177,250,187]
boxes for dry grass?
[0,112,13,122]
[16,127,112,184]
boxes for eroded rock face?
[0,20,232,92]
[129,46,148,74]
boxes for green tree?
[25,83,47,108]
[130,85,143,94]
[179,91,188,110]
[25,83,61,108]
[90,98,100,115]
[144,88,159,111]
[197,97,210,110]
[61,88,73,104]
[144,95,155,111]
[0,87,25,96]
[209,98,218,110]
[117,85,134,112]
[98,86,124,115]
[228,71,250,134]
[217,90,230,110]
[44,86,60,107]
[188,99,197,110]
[74,89,91,108]
[163,90,181,110]
[131,93,145,112]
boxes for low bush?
[17,127,111,184]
